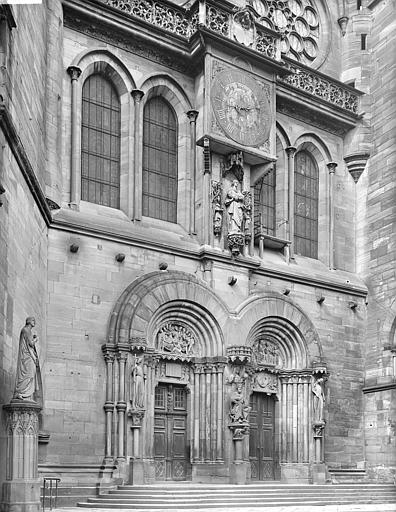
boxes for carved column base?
[311,463,327,484]
[1,401,42,512]
[230,461,250,484]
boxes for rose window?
[252,0,320,65]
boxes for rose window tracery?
[251,0,320,65]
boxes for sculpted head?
[26,317,36,327]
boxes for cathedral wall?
[0,141,48,488]
[356,0,396,480]
[44,226,366,472]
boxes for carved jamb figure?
[312,376,325,422]
[131,357,145,410]
[13,317,41,402]
[225,180,245,233]
[229,382,251,424]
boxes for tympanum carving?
[156,323,196,356]
[252,339,279,367]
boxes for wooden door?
[154,384,190,481]
[249,393,276,480]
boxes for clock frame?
[211,69,271,148]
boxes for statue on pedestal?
[13,317,41,403]
[312,376,325,422]
[225,180,245,234]
[130,357,145,410]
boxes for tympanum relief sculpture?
[156,322,196,357]
[252,338,279,367]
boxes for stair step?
[76,483,396,510]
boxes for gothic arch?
[140,73,193,114]
[293,133,332,164]
[276,121,291,149]
[231,292,323,367]
[71,48,136,94]
[107,270,228,356]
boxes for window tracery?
[252,0,320,65]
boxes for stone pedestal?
[129,460,145,485]
[1,401,42,512]
[229,462,249,484]
[311,463,327,484]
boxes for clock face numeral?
[211,68,271,147]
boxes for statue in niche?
[157,323,195,356]
[229,381,251,424]
[312,376,326,422]
[13,317,42,402]
[225,180,245,233]
[130,356,145,410]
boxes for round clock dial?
[211,69,271,147]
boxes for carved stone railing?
[278,60,360,115]
[98,0,279,61]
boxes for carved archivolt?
[156,322,196,356]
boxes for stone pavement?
[55,505,396,512]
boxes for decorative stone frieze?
[278,62,359,114]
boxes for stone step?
[76,484,396,510]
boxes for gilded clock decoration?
[211,69,271,147]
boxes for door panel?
[154,384,190,481]
[249,393,276,480]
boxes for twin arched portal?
[102,271,327,483]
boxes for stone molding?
[0,102,51,225]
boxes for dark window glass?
[254,166,276,236]
[143,97,178,223]
[81,74,120,208]
[294,151,318,258]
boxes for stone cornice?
[50,215,367,298]
[362,382,396,394]
[0,102,51,226]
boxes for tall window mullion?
[81,74,120,208]
[143,97,178,223]
[254,167,276,236]
[294,151,318,258]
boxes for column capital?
[327,161,338,173]
[285,146,297,156]
[67,65,82,81]
[186,109,199,122]
[131,89,145,103]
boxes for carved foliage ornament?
[156,323,196,356]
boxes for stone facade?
[0,0,395,507]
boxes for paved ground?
[55,505,396,512]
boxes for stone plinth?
[1,401,42,512]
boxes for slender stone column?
[205,368,211,461]
[116,353,127,461]
[216,368,224,461]
[187,110,199,235]
[327,162,337,270]
[193,370,200,461]
[104,352,115,462]
[199,369,205,461]
[280,378,287,462]
[297,378,304,462]
[131,89,145,220]
[285,147,297,258]
[210,366,217,460]
[66,66,82,209]
[292,377,298,462]
[303,378,309,462]
[203,138,211,245]
[2,401,42,512]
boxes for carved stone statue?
[13,317,41,402]
[225,180,245,233]
[312,376,325,422]
[131,357,145,409]
[229,382,251,424]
